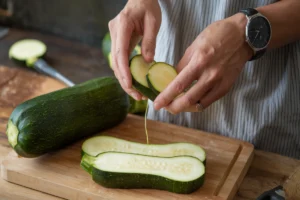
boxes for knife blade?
[256,166,300,200]
[0,26,8,39]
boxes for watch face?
[248,16,271,49]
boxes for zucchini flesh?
[81,136,206,174]
[89,152,205,194]
[130,55,157,101]
[146,62,177,93]
[9,39,47,64]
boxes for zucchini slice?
[80,136,206,174]
[9,39,47,66]
[130,55,157,101]
[85,152,205,194]
[146,62,177,94]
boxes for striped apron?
[146,0,300,159]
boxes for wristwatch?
[239,8,272,61]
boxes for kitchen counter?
[0,28,299,200]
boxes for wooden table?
[0,28,299,200]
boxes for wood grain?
[0,65,66,200]
[1,114,254,200]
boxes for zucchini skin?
[7,76,130,157]
[132,78,158,101]
[146,74,160,96]
[92,166,205,194]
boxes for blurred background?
[0,0,126,46]
[0,0,131,84]
[0,0,147,115]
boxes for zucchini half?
[83,152,205,194]
[80,136,206,174]
[130,55,157,101]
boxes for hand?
[108,0,161,100]
[153,13,253,114]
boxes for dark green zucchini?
[84,152,205,194]
[6,76,130,158]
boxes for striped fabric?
[146,0,300,159]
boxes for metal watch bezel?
[245,13,272,52]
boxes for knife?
[256,166,300,200]
[0,26,8,39]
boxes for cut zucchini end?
[9,39,47,65]
[80,154,96,175]
[91,152,205,194]
[147,62,177,93]
[6,120,19,148]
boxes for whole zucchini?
[6,76,130,158]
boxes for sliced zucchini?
[80,136,206,174]
[86,152,205,194]
[146,62,177,94]
[9,39,47,66]
[129,55,157,101]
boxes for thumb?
[142,15,160,62]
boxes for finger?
[164,74,215,114]
[200,78,231,108]
[111,21,142,100]
[176,47,194,73]
[179,78,230,112]
[153,59,200,110]
[142,14,159,62]
[116,17,134,90]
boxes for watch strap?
[249,49,266,61]
[239,8,258,16]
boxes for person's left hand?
[153,13,254,114]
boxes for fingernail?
[122,78,129,88]
[142,96,148,100]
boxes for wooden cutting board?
[1,118,254,200]
[0,66,66,119]
[0,66,254,200]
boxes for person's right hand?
[109,0,161,101]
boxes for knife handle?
[33,58,75,87]
[256,185,285,200]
